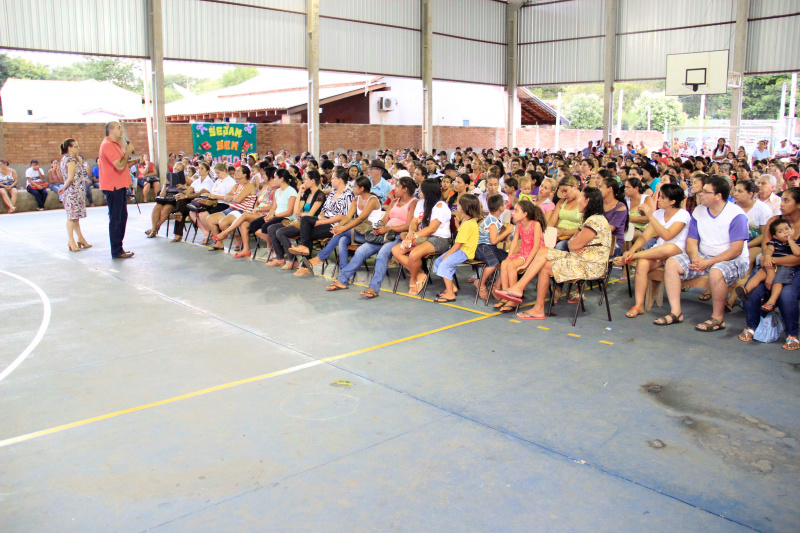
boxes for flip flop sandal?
[738,328,754,342]
[170,237,182,243]
[698,292,712,301]
[494,289,522,303]
[293,267,311,277]
[782,336,799,350]
[761,303,776,312]
[326,283,348,291]
[435,296,456,303]
[695,318,726,332]
[654,312,683,326]
[500,306,516,313]
[493,300,509,309]
[361,288,379,299]
[516,312,545,320]
[626,305,644,318]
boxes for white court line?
[0,271,51,382]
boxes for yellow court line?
[599,340,614,345]
[0,314,496,449]
[537,326,549,330]
[567,333,581,338]
[509,319,521,323]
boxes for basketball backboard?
[665,50,730,96]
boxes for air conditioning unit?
[378,96,398,112]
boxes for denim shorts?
[755,264,796,285]
[475,243,508,267]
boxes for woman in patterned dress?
[494,187,611,320]
[59,139,91,252]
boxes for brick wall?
[0,122,667,164]
[0,122,195,166]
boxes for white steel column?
[147,0,168,183]
[421,0,433,154]
[729,0,750,149]
[307,0,320,156]
[601,0,618,143]
[506,2,520,150]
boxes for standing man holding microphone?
[99,121,139,258]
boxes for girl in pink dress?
[493,199,546,312]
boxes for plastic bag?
[753,311,784,343]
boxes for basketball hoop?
[727,71,742,89]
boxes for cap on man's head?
[368,159,386,170]
[785,169,800,181]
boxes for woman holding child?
[739,187,800,350]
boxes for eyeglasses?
[700,189,716,195]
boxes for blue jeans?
[27,186,48,209]
[744,267,800,337]
[103,187,129,257]
[434,249,467,280]
[368,238,402,292]
[48,183,62,200]
[338,242,384,286]
[318,230,366,270]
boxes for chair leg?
[484,269,498,306]
[572,281,587,327]
[419,257,434,300]
[547,280,556,316]
[332,248,339,279]
[473,265,483,305]
[602,281,612,321]
[393,264,403,293]
[625,263,632,298]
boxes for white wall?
[370,78,519,128]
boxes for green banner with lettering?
[192,123,257,165]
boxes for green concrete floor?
[0,204,798,533]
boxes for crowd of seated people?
[8,138,800,348]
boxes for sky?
[6,50,251,80]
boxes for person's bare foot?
[309,257,323,267]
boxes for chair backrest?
[544,226,558,249]
[624,222,635,243]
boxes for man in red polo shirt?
[99,121,138,258]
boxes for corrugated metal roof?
[519,37,605,85]
[433,0,506,43]
[749,0,800,18]
[163,0,306,67]
[616,25,735,80]
[0,0,148,57]
[320,0,420,29]
[319,18,421,77]
[746,14,800,73]
[433,35,505,85]
[519,0,605,43]
[618,0,734,34]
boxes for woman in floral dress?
[59,139,91,252]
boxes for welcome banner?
[192,123,257,165]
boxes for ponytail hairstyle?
[305,169,322,186]
[420,178,443,227]
[581,187,605,222]
[199,162,211,173]
[239,165,251,180]
[60,139,76,155]
[355,175,372,193]
[603,176,626,204]
[516,199,547,232]
[276,167,297,190]
[213,162,227,174]
[603,176,629,231]
[626,177,647,194]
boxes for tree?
[52,57,142,93]
[564,93,603,129]
[0,53,51,88]
[220,67,258,88]
[742,74,794,120]
[632,92,687,130]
